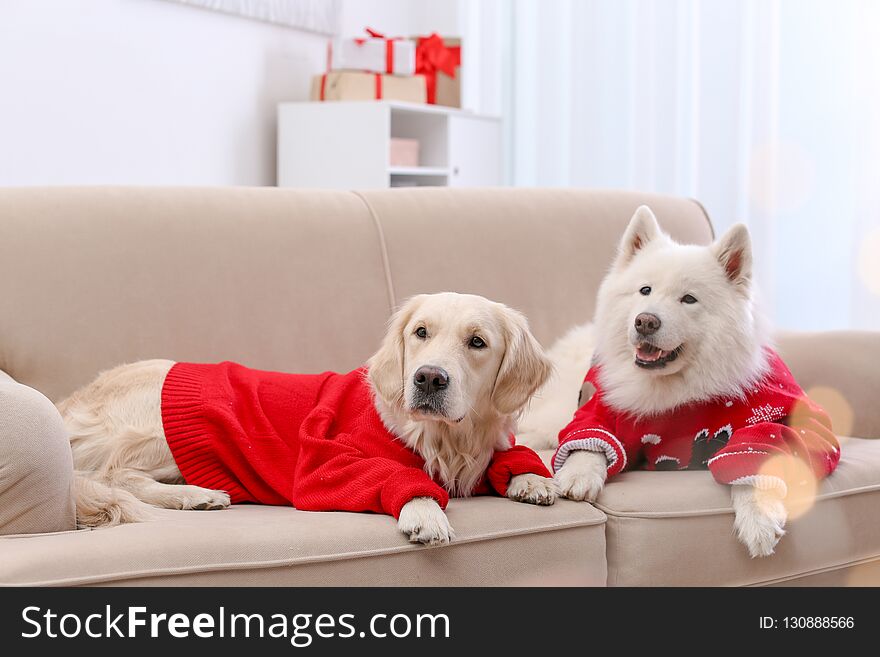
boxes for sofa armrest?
[0,371,76,535]
[775,330,880,439]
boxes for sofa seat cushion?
[573,437,880,586]
[0,497,606,587]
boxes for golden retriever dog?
[62,292,557,545]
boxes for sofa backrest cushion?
[359,188,713,346]
[0,187,393,400]
[0,187,713,401]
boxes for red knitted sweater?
[552,350,839,491]
[161,362,550,518]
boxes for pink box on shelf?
[389,138,420,167]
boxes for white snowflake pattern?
[640,433,662,445]
[746,403,786,426]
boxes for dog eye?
[639,286,651,296]
[415,327,427,339]
[469,336,486,349]
[681,294,698,304]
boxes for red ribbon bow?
[415,33,461,104]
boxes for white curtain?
[465,0,880,331]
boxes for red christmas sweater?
[161,362,550,518]
[552,350,839,492]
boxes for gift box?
[389,138,420,167]
[310,71,427,103]
[330,28,416,76]
[414,34,461,107]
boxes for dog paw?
[555,450,607,502]
[181,487,231,511]
[731,485,787,558]
[398,497,455,545]
[507,473,558,506]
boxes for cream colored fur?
[368,293,556,543]
[63,293,556,545]
[517,323,596,450]
[536,206,786,557]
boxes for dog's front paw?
[507,473,558,506]
[731,485,787,558]
[179,486,231,511]
[555,450,607,501]
[397,497,455,546]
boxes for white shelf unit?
[277,101,502,189]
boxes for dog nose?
[635,313,661,335]
[414,366,449,394]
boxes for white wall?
[340,0,459,37]
[0,0,460,186]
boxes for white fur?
[63,293,554,545]
[731,484,787,557]
[397,497,455,545]
[592,210,770,417]
[554,451,607,502]
[544,206,785,557]
[517,323,595,449]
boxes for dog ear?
[712,223,752,289]
[492,306,553,416]
[367,295,425,409]
[614,205,662,268]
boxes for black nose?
[635,312,661,336]
[413,366,449,394]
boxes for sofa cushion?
[0,187,394,402]
[358,188,713,347]
[0,497,606,587]
[573,437,880,586]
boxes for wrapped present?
[330,28,416,76]
[310,71,427,103]
[389,138,420,167]
[414,34,461,107]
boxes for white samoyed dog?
[519,206,800,557]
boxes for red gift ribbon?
[353,27,398,74]
[319,72,383,101]
[415,33,461,104]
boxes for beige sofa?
[1,186,878,586]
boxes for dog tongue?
[637,344,665,361]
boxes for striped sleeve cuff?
[728,475,788,498]
[552,428,626,475]
[707,448,775,488]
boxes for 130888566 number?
[783,617,854,629]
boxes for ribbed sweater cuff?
[707,449,772,486]
[728,475,788,497]
[161,364,249,502]
[380,469,449,519]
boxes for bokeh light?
[803,386,854,437]
[758,454,818,520]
